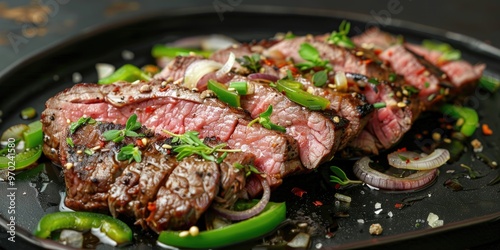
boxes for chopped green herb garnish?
[66,137,74,147]
[234,162,262,177]
[312,70,328,87]
[479,75,500,93]
[398,154,409,162]
[117,144,142,163]
[163,130,241,163]
[422,40,461,62]
[424,82,430,88]
[69,117,96,134]
[388,73,397,82]
[84,148,94,156]
[329,166,362,186]
[247,105,286,133]
[296,43,331,71]
[403,85,420,95]
[102,114,143,143]
[327,20,355,48]
[373,102,387,109]
[236,54,262,73]
[368,77,379,85]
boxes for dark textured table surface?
[0,1,499,249]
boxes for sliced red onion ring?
[353,157,438,191]
[212,178,270,221]
[387,148,450,170]
[183,60,222,89]
[247,73,280,83]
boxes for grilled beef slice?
[153,55,349,170]
[353,27,485,106]
[42,81,303,190]
[263,36,421,155]
[63,121,254,231]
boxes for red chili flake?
[406,158,411,164]
[128,96,135,102]
[145,106,155,114]
[313,200,323,206]
[262,58,275,66]
[362,59,373,65]
[394,203,404,209]
[397,147,407,152]
[147,202,156,212]
[291,187,307,198]
[99,140,106,148]
[136,139,144,147]
[113,86,120,93]
[334,183,341,190]
[374,49,382,55]
[482,124,493,136]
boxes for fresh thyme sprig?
[102,114,144,143]
[236,54,262,73]
[117,144,142,163]
[247,105,286,133]
[163,130,241,163]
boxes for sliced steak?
[353,28,485,106]
[42,81,303,190]
[145,155,220,232]
[63,120,257,231]
[265,36,390,80]
[294,75,374,150]
[227,76,346,169]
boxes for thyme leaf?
[163,130,241,162]
[247,105,286,132]
[102,114,144,143]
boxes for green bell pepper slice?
[276,79,330,110]
[207,79,241,108]
[33,212,133,245]
[440,104,478,137]
[23,120,43,149]
[98,64,152,84]
[157,201,286,249]
[151,44,212,58]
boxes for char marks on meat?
[42,81,303,191]
[62,121,252,232]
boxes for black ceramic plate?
[1,6,500,250]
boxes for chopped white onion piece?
[201,34,239,51]
[426,212,444,228]
[183,60,222,89]
[215,52,235,79]
[287,232,310,248]
[334,71,348,92]
[96,63,115,80]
